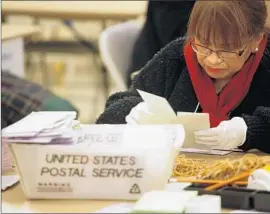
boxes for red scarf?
[184,37,267,127]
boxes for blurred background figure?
[127,1,195,86]
[1,71,78,129]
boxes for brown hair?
[186,0,268,49]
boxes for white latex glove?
[194,117,248,150]
[125,102,153,124]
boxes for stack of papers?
[2,175,19,191]
[2,111,78,144]
[2,139,13,172]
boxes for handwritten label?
[77,125,125,145]
[78,133,123,145]
[77,124,184,151]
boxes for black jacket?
[127,1,195,86]
[97,38,270,154]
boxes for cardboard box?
[9,125,185,200]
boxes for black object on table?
[184,183,270,212]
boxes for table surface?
[3,151,267,213]
[2,1,147,21]
[2,24,40,41]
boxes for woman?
[96,1,270,154]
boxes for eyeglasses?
[190,38,252,60]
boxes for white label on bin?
[35,147,147,199]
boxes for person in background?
[96,0,270,154]
[126,1,196,86]
[1,71,78,129]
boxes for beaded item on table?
[173,154,270,180]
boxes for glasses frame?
[190,38,253,60]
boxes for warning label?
[129,183,141,194]
[36,182,73,193]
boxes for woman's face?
[194,35,264,79]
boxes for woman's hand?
[194,117,248,150]
[125,102,153,124]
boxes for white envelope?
[136,89,211,151]
[137,90,176,118]
[176,112,210,150]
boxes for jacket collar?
[168,68,198,113]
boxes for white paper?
[137,90,176,117]
[5,137,73,144]
[2,111,76,136]
[165,182,191,191]
[121,125,182,149]
[180,148,232,156]
[212,148,243,152]
[176,113,210,150]
[3,111,77,145]
[132,191,198,213]
[2,175,19,191]
[2,140,14,172]
[136,90,211,151]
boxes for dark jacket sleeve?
[95,39,180,124]
[240,106,270,153]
